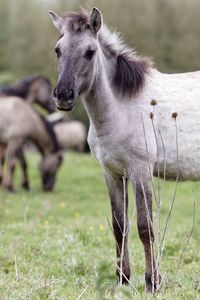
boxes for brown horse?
[0,75,55,113]
[0,97,62,191]
[0,75,56,188]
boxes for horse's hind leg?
[2,151,16,192]
[17,148,30,190]
[104,171,130,284]
[131,164,161,292]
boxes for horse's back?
[0,85,26,98]
[0,97,37,143]
[54,121,87,151]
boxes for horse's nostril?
[53,88,57,98]
[67,89,74,100]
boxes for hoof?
[22,181,30,191]
[2,184,16,193]
[145,272,162,293]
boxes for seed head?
[151,99,157,106]
[172,112,178,119]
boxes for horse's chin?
[54,96,78,111]
[57,106,74,112]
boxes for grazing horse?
[0,75,55,113]
[0,97,62,191]
[50,8,200,291]
[0,75,55,185]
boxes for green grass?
[0,152,200,299]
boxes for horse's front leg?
[131,163,161,292]
[104,170,130,284]
[2,148,16,192]
[17,148,30,190]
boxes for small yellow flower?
[74,212,80,219]
[59,202,66,208]
[44,220,49,225]
[99,224,105,231]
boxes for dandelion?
[44,220,49,225]
[74,212,80,219]
[99,224,105,231]
[59,202,66,208]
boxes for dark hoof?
[3,185,16,193]
[22,181,30,191]
[145,272,162,293]
[0,176,2,185]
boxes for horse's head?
[39,152,63,191]
[29,77,55,113]
[49,8,102,111]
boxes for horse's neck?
[83,58,119,135]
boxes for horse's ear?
[49,10,63,32]
[90,8,102,34]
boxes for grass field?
[0,152,199,300]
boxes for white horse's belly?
[148,70,200,180]
[154,110,200,180]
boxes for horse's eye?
[55,47,61,58]
[84,49,96,60]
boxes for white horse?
[50,8,200,292]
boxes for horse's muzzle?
[53,87,75,111]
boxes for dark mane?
[114,52,152,97]
[38,114,60,153]
[63,11,89,33]
[0,75,51,99]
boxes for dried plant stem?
[114,212,122,234]
[14,255,19,280]
[140,112,157,291]
[104,249,139,294]
[107,217,120,255]
[161,116,179,254]
[126,208,136,235]
[76,285,88,300]
[174,202,195,277]
[25,279,66,299]
[119,172,127,286]
[158,129,166,183]
[150,116,161,286]
[141,113,158,207]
